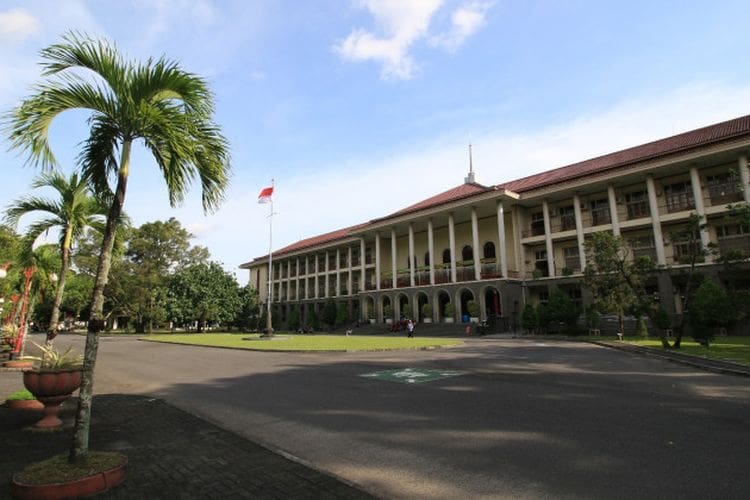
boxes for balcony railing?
[522,222,546,238]
[708,182,743,205]
[627,201,650,219]
[718,235,750,257]
[434,268,451,284]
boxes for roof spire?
[464,143,476,184]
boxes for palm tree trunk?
[70,141,131,463]
[48,226,73,342]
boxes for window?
[462,245,473,262]
[706,172,742,204]
[563,247,580,271]
[424,251,430,266]
[442,249,451,264]
[560,205,576,231]
[626,190,650,219]
[589,199,611,226]
[664,181,694,213]
[629,236,656,261]
[530,211,545,236]
[483,242,496,260]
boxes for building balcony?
[665,193,695,213]
[522,222,546,238]
[718,235,750,257]
[708,182,743,205]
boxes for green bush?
[383,304,394,320]
[521,304,537,334]
[402,304,413,319]
[690,279,735,346]
[421,303,432,318]
[443,302,455,317]
[467,300,480,317]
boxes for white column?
[314,254,319,298]
[428,218,435,285]
[512,207,523,276]
[408,223,415,287]
[740,155,750,203]
[360,238,366,293]
[496,201,507,277]
[391,228,398,289]
[471,207,481,281]
[347,246,353,295]
[690,167,711,256]
[324,250,330,298]
[607,185,620,236]
[448,213,457,283]
[305,257,309,299]
[375,233,381,290]
[335,248,341,296]
[646,176,666,265]
[542,201,555,277]
[573,195,586,271]
[295,258,300,301]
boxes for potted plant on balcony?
[421,303,433,323]
[443,303,455,323]
[21,341,84,429]
[467,300,480,323]
[383,304,394,324]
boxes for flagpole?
[266,179,275,336]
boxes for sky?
[2,0,750,284]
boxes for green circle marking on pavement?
[360,368,465,384]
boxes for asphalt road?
[11,333,750,499]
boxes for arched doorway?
[459,289,475,322]
[437,290,451,320]
[365,296,375,322]
[416,292,429,322]
[381,296,392,323]
[397,293,410,319]
[484,287,501,319]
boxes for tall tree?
[167,262,242,331]
[5,33,230,462]
[4,172,107,340]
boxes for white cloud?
[0,8,39,44]
[430,1,490,52]
[335,0,491,79]
[335,0,443,80]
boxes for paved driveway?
[14,334,750,499]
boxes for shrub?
[287,307,300,331]
[690,279,734,346]
[521,304,537,334]
[383,304,394,320]
[401,304,413,319]
[421,303,433,318]
[443,302,455,317]
[467,300,480,317]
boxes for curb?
[590,340,750,378]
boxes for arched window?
[462,245,473,262]
[442,249,451,264]
[483,242,496,260]
[424,252,430,266]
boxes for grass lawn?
[141,333,463,352]
[626,336,750,366]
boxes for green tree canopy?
[168,262,242,332]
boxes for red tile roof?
[372,182,494,222]
[247,222,368,263]
[499,114,750,193]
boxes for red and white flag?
[258,185,274,204]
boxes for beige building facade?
[242,115,750,330]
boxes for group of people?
[388,317,416,337]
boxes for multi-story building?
[241,115,750,330]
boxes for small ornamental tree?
[690,279,735,347]
[521,304,537,335]
[467,300,480,318]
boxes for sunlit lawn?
[626,336,750,366]
[141,333,463,352]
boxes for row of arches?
[408,242,496,267]
[363,286,502,322]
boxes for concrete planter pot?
[12,455,127,500]
[443,317,454,324]
[423,318,432,324]
[23,369,83,429]
[5,398,44,411]
[385,318,393,324]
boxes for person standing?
[406,319,415,338]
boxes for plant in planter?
[401,304,413,319]
[467,300,480,322]
[383,305,394,324]
[443,303,455,323]
[5,388,44,411]
[421,303,433,323]
[367,308,375,324]
[21,341,84,429]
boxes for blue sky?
[2,0,750,284]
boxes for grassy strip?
[16,452,126,485]
[142,333,462,352]
[626,336,750,366]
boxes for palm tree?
[4,171,108,340]
[5,32,230,462]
